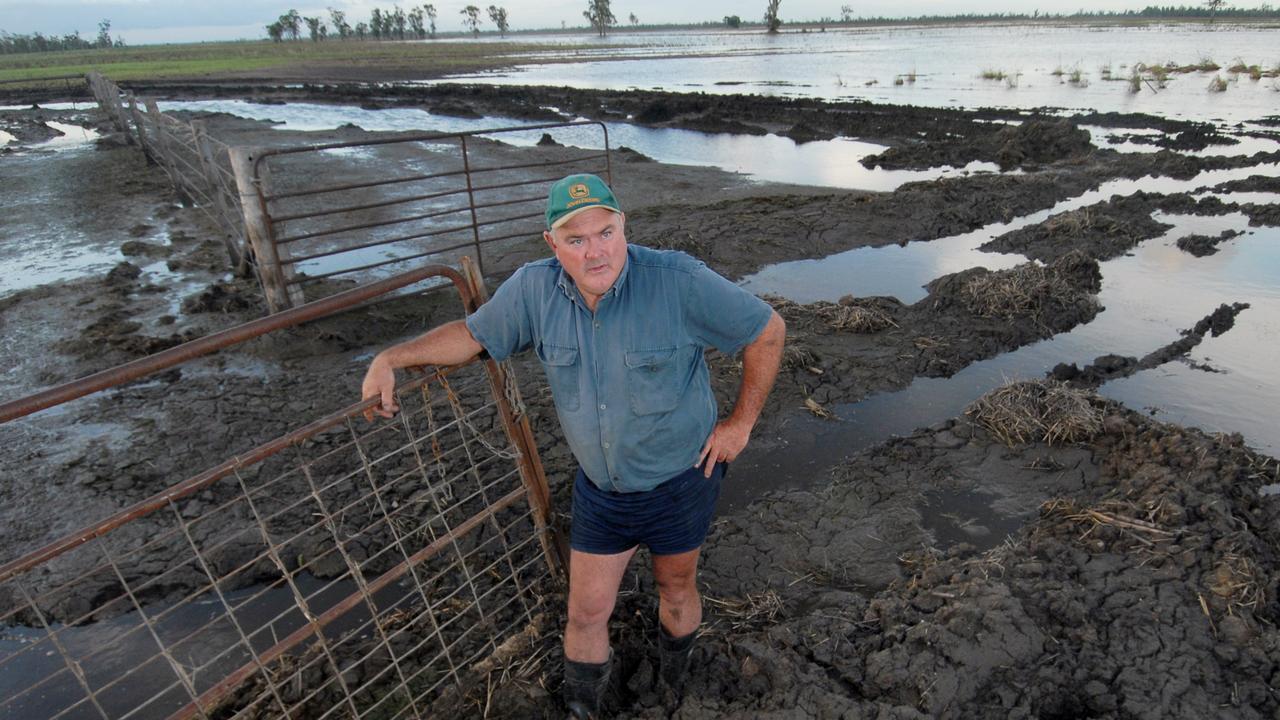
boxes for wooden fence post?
[106,80,129,138]
[144,100,179,188]
[127,93,153,164]
[191,121,245,269]
[229,147,300,312]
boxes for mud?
[1,81,1279,718]
[1051,302,1250,386]
[981,190,1280,264]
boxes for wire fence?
[85,72,250,276]
[0,262,562,720]
[84,72,614,314]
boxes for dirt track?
[2,83,1280,718]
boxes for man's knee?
[653,555,699,601]
[567,586,618,630]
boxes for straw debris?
[765,294,897,334]
[965,379,1103,446]
[959,252,1097,323]
[705,589,785,633]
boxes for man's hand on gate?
[361,356,399,421]
[696,418,751,478]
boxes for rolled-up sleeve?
[465,268,533,362]
[684,263,772,356]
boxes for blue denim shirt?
[465,245,772,492]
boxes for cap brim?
[549,204,622,230]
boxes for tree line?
[265,5,510,42]
[0,19,122,55]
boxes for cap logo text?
[569,183,590,199]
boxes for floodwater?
[440,23,1280,125]
[158,98,1002,192]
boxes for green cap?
[545,173,622,229]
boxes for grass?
[1128,69,1144,93]
[0,39,606,85]
[1208,74,1230,92]
[980,68,1007,81]
[1068,67,1087,87]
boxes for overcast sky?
[2,1,1193,44]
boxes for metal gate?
[232,122,613,312]
[0,260,562,719]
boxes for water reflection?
[160,99,1000,191]
[436,25,1280,124]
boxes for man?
[362,173,784,718]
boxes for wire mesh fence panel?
[0,266,558,720]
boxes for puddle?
[920,488,1026,551]
[726,191,1280,511]
[160,99,1003,192]
[0,573,372,718]
[739,164,1279,304]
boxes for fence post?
[127,93,153,164]
[106,81,129,138]
[191,121,245,269]
[144,100,179,187]
[461,256,566,581]
[229,147,299,313]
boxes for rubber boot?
[564,650,611,719]
[658,624,696,697]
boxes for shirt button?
[599,403,607,410]
[603,442,610,449]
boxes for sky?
[0,1,1206,44]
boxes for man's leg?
[564,547,635,718]
[652,547,702,696]
[652,547,702,637]
[565,546,636,662]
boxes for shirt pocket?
[624,346,680,416]
[536,342,581,411]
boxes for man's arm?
[696,310,785,476]
[361,320,484,420]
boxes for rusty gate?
[0,260,562,719]
[231,122,613,313]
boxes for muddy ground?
[2,82,1280,718]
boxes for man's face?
[544,207,627,306]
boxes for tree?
[1205,0,1227,21]
[95,19,112,48]
[266,21,285,42]
[840,4,853,22]
[724,15,741,28]
[583,0,616,37]
[280,9,302,40]
[304,16,326,41]
[424,4,438,38]
[408,6,426,38]
[764,0,782,33]
[487,5,509,36]
[355,21,369,39]
[329,8,351,39]
[392,5,408,39]
[460,5,482,36]
[629,12,638,26]
[370,8,384,39]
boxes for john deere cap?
[545,173,622,229]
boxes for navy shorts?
[570,463,725,556]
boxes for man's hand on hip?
[696,418,751,477]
